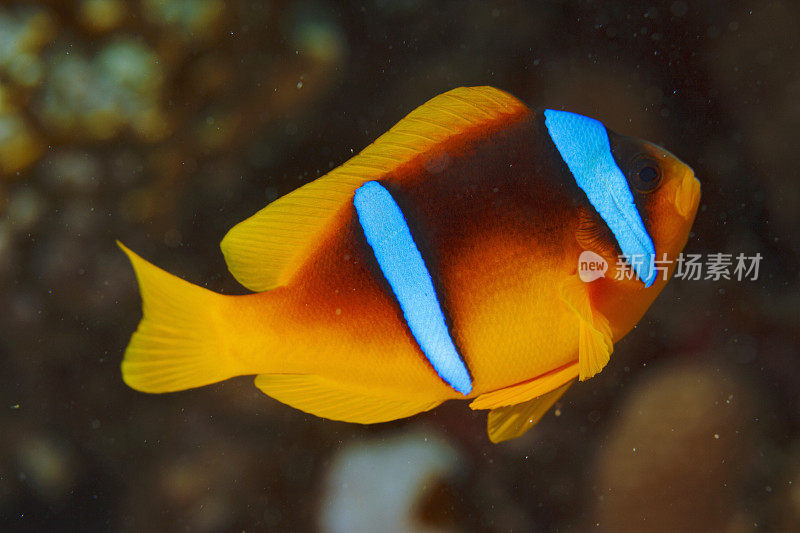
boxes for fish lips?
[675,169,701,219]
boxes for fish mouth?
[675,168,701,219]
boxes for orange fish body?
[120,87,700,442]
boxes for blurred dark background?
[0,1,798,531]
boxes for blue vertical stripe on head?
[543,109,656,287]
[353,181,472,395]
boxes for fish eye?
[629,155,662,193]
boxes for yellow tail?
[119,242,246,393]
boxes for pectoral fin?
[486,380,574,443]
[560,276,614,380]
[254,374,441,424]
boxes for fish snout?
[675,168,701,219]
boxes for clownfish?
[119,87,700,443]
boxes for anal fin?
[487,380,575,443]
[254,374,441,424]
[560,276,614,380]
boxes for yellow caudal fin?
[119,242,246,393]
[220,86,529,292]
[486,380,574,443]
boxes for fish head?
[593,131,701,340]
[608,132,701,261]
[544,109,700,288]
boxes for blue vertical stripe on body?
[543,109,657,287]
[353,181,472,395]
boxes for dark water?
[1,1,797,531]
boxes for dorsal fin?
[220,86,529,291]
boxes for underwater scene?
[1,1,798,531]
